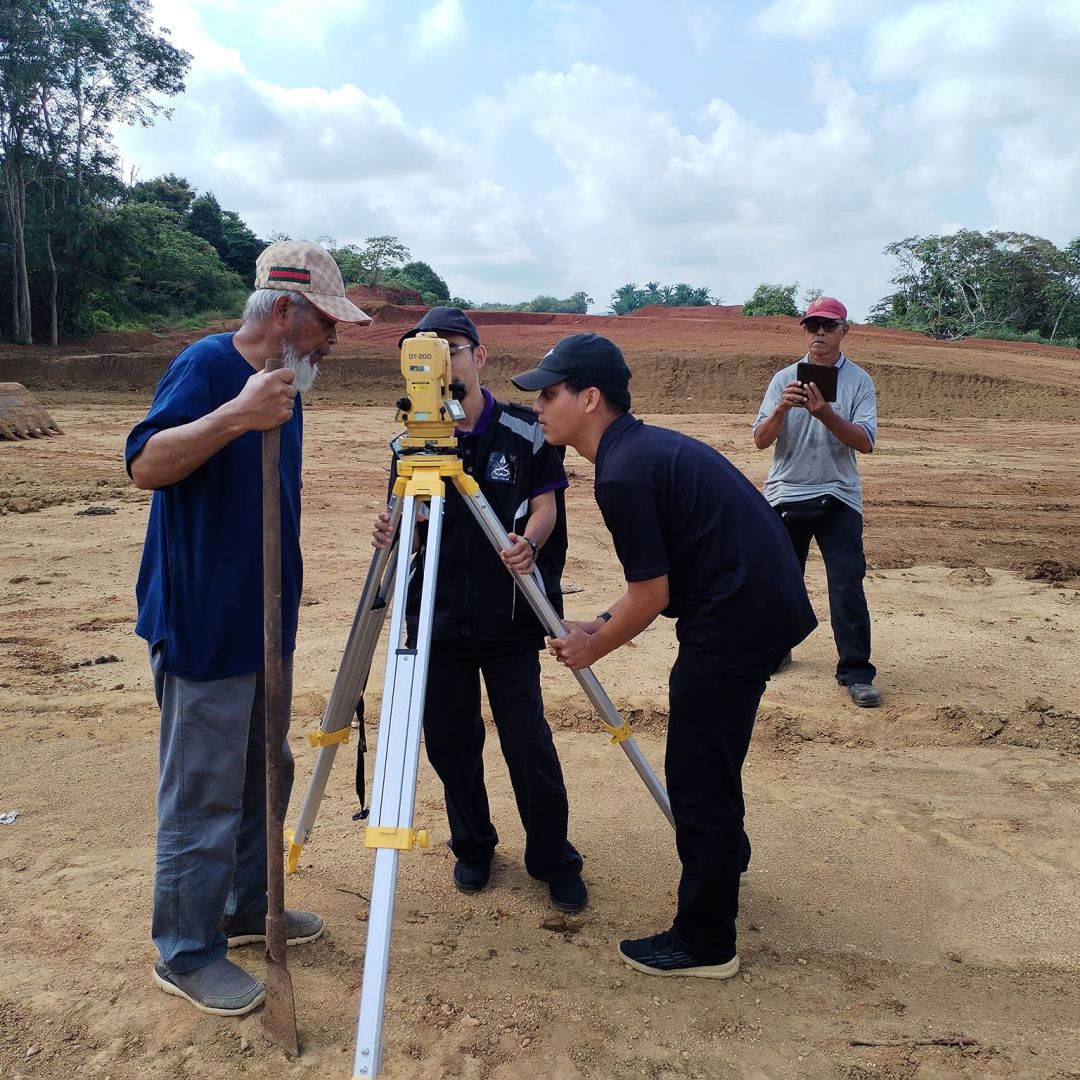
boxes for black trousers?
[422,638,581,881]
[779,500,876,686]
[667,655,771,963]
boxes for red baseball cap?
[800,296,848,323]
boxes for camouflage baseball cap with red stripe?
[254,240,372,324]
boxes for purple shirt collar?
[456,387,496,438]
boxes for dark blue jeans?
[421,638,581,882]
[778,500,876,686]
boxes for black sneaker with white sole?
[619,930,740,979]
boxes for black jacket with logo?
[390,391,568,646]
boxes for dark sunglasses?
[803,318,842,333]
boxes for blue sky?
[114,0,1080,319]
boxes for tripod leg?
[455,474,675,829]
[353,486,445,1079]
[286,495,403,872]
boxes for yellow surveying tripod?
[287,334,673,1078]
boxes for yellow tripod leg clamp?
[309,726,351,748]
[285,828,303,874]
[364,826,430,851]
[601,719,634,745]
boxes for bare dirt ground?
[1,310,1079,1080]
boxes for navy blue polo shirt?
[125,333,303,680]
[393,389,568,644]
[594,413,817,673]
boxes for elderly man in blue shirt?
[126,241,371,1016]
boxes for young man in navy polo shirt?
[372,307,586,913]
[512,334,817,978]
[127,242,371,1015]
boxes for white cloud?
[864,1,1080,240]
[415,0,466,54]
[678,2,724,53]
[117,0,1080,316]
[751,0,888,39]
[531,0,607,55]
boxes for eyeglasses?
[803,318,843,333]
[447,343,476,356]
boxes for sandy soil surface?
[1,312,1079,1080]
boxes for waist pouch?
[775,495,836,524]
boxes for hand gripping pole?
[454,472,674,828]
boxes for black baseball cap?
[510,333,631,391]
[398,306,480,348]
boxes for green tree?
[0,0,190,343]
[329,243,365,287]
[609,282,647,314]
[185,191,263,278]
[610,281,715,313]
[360,235,410,288]
[386,260,449,304]
[742,282,799,317]
[84,200,245,328]
[129,172,195,216]
[870,230,1080,341]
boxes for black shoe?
[618,930,739,979]
[548,873,588,913]
[452,858,491,893]
[848,682,881,708]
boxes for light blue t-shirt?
[753,353,877,514]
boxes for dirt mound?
[4,309,1080,423]
[367,302,426,324]
[346,283,424,307]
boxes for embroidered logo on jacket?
[485,451,517,483]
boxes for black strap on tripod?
[352,698,370,821]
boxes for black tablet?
[796,362,838,402]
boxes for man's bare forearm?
[753,410,785,450]
[129,402,249,489]
[817,410,873,453]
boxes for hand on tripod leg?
[500,532,537,574]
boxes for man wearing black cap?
[512,333,817,978]
[372,307,586,912]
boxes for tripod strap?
[353,700,369,820]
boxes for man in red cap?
[752,297,881,707]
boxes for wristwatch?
[524,537,539,559]
[596,611,612,623]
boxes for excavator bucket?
[0,383,63,441]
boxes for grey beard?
[280,340,319,393]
